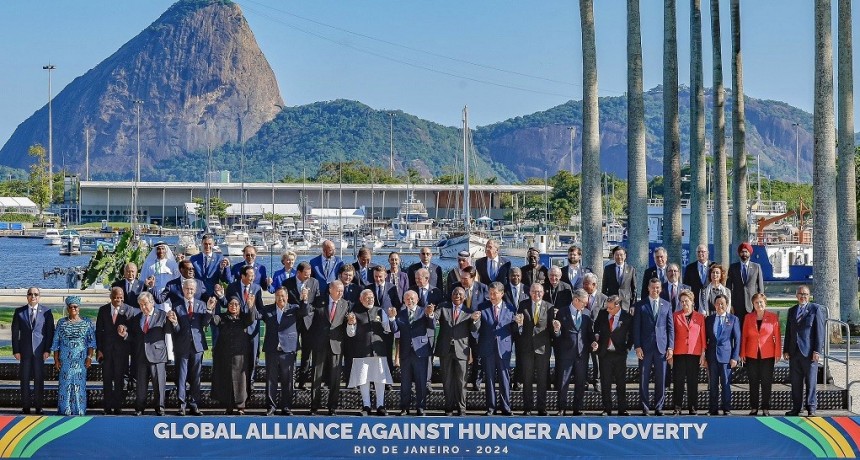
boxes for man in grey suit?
[602,246,637,313]
[120,291,179,416]
[583,272,607,390]
[783,285,826,416]
[172,279,215,416]
[513,283,554,416]
[12,287,55,415]
[434,287,476,416]
[259,287,306,416]
[726,242,765,330]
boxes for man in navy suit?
[352,247,375,288]
[504,267,529,308]
[705,294,741,415]
[152,260,206,307]
[451,267,488,311]
[259,287,307,416]
[473,282,516,416]
[96,287,139,415]
[784,285,826,416]
[410,268,445,309]
[552,288,595,415]
[602,246,637,312]
[173,279,216,416]
[407,247,444,291]
[632,278,675,415]
[593,296,634,415]
[389,290,436,416]
[310,240,344,292]
[285,262,321,388]
[222,265,265,397]
[306,280,350,415]
[189,234,231,297]
[111,262,146,308]
[12,287,55,415]
[475,239,511,285]
[120,291,179,416]
[337,265,361,304]
[641,247,670,299]
[661,263,691,312]
[371,266,401,373]
[230,245,272,291]
[561,245,586,289]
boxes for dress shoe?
[281,409,293,416]
[600,411,611,416]
[398,409,409,416]
[103,410,112,416]
[537,410,548,416]
[641,410,650,416]
[445,411,453,416]
[618,410,630,416]
[807,410,816,417]
[671,409,680,416]
[134,411,143,416]
[762,410,770,416]
[361,406,372,416]
[114,409,124,415]
[522,411,532,416]
[723,411,731,416]
[34,409,43,415]
[748,410,759,416]
[455,409,464,417]
[376,408,387,416]
[485,410,493,416]
[327,409,337,416]
[416,409,425,416]
[266,408,276,416]
[708,411,719,416]
[556,410,567,416]
[237,410,245,416]
[654,410,664,416]
[189,408,203,416]
[20,409,30,415]
[571,410,583,416]
[309,409,319,416]
[500,410,513,416]
[156,410,165,416]
[688,409,696,416]
[177,409,186,416]
[785,410,800,416]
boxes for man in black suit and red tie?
[96,287,139,415]
[592,295,633,415]
[602,246,637,313]
[552,288,595,416]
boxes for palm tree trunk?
[580,0,603,283]
[730,0,748,259]
[837,0,858,324]
[689,0,707,251]
[627,0,648,273]
[663,0,682,263]
[813,0,840,329]
[711,0,729,266]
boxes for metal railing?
[824,317,852,409]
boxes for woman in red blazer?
[741,293,782,416]
[670,290,707,415]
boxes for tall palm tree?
[689,0,707,251]
[627,0,648,273]
[730,0,747,258]
[711,0,729,266]
[663,0,682,264]
[813,0,840,326]
[837,0,858,323]
[580,0,603,283]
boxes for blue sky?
[0,0,849,149]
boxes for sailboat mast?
[463,106,471,233]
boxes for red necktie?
[244,287,250,305]
[454,305,460,322]
[329,301,336,322]
[112,308,118,324]
[188,302,194,319]
[143,316,150,333]
[608,315,615,349]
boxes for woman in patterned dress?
[51,296,96,416]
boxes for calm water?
[0,236,459,289]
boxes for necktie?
[741,264,748,284]
[126,280,131,293]
[143,315,150,333]
[31,308,37,327]
[361,268,367,282]
[513,285,519,302]
[112,307,118,324]
[617,265,623,284]
[329,301,336,322]
[494,305,500,322]
[608,315,616,349]
[717,316,724,336]
[466,289,472,308]
[658,268,665,283]
[570,267,577,282]
[670,284,675,308]
[409,308,416,322]
[574,310,581,329]
[797,304,805,319]
[490,259,497,280]
[588,294,593,310]
[420,288,427,306]
[204,255,209,271]
[244,287,250,305]
[653,300,659,320]
[700,264,707,285]
[324,259,331,278]
[377,285,383,304]
[534,303,540,326]
[188,301,194,319]
[454,305,460,322]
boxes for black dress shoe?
[723,410,731,416]
[327,409,337,416]
[309,409,318,416]
[708,411,719,416]
[282,409,293,416]
[114,409,124,415]
[361,406,372,416]
[641,410,650,416]
[556,410,567,416]
[416,409,425,416]
[445,411,453,416]
[600,411,611,416]
[654,410,664,416]
[522,411,532,416]
[785,410,800,416]
[671,410,680,416]
[134,411,143,416]
[190,408,203,416]
[177,409,186,416]
[485,410,493,416]
[156,410,165,416]
[807,410,816,417]
[399,409,409,416]
[688,409,696,415]
[34,409,43,415]
[537,410,548,416]
[571,410,583,416]
[618,411,630,416]
[512,383,521,391]
[762,410,770,416]
[266,408,276,416]
[376,408,387,416]
[749,410,759,416]
[21,408,30,415]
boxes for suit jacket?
[561,264,586,290]
[593,309,634,355]
[434,302,476,360]
[446,269,481,295]
[269,267,297,293]
[543,281,573,309]
[682,260,711,311]
[705,314,741,364]
[306,297,350,355]
[172,298,213,355]
[153,276,205,306]
[641,265,670,299]
[259,303,305,354]
[126,309,177,364]
[309,254,344,291]
[351,262,376,288]
[96,302,139,357]
[371,282,402,310]
[341,282,361,305]
[190,251,230,295]
[409,285,445,309]
[229,261,270,290]
[784,302,826,358]
[514,299,554,355]
[741,311,782,360]
[521,264,549,288]
[223,281,264,338]
[553,305,595,361]
[700,283,732,316]
[632,297,675,355]
[391,306,435,359]
[504,283,529,308]
[11,304,55,357]
[475,256,511,285]
[584,291,608,321]
[407,262,444,292]
[661,282,691,312]
[387,270,410,302]
[451,281,489,310]
[602,262,637,310]
[284,276,321,311]
[726,261,765,316]
[111,278,146,308]
[672,310,707,356]
[474,300,516,361]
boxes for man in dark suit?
[602,246,637,312]
[407,247,444,291]
[371,265,401,373]
[641,246,670,299]
[504,267,529,307]
[230,245,272,291]
[120,291,179,416]
[543,266,573,309]
[434,287,476,416]
[783,285,826,416]
[96,287,138,415]
[285,262,321,388]
[705,294,741,415]
[451,266,488,311]
[593,296,634,415]
[389,291,435,416]
[682,244,711,313]
[520,247,548,288]
[475,239,511,285]
[514,283,554,416]
[446,250,476,293]
[473,282,516,416]
[726,242,765,330]
[632,278,675,415]
[338,265,361,304]
[582,272,607,390]
[12,287,55,415]
[306,280,350,415]
[112,262,146,308]
[661,263,691,312]
[409,268,445,309]
[552,288,595,416]
[562,245,586,289]
[189,234,231,297]
[310,240,344,292]
[259,287,306,416]
[173,279,215,416]
[352,247,375,288]
[152,260,206,307]
[222,265,265,396]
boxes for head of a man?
[567,246,581,265]
[26,287,40,307]
[647,278,662,300]
[653,247,667,268]
[529,283,544,303]
[485,240,499,259]
[338,264,355,284]
[179,260,194,279]
[322,240,335,258]
[182,278,197,300]
[296,262,312,282]
[242,246,257,265]
[240,265,255,285]
[110,286,124,307]
[613,246,626,265]
[666,263,680,283]
[582,273,598,294]
[696,244,709,264]
[460,266,476,288]
[419,247,432,264]
[548,266,561,287]
[488,282,505,305]
[274,287,289,308]
[328,280,344,301]
[509,266,522,286]
[123,262,138,281]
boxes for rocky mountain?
[0,0,282,179]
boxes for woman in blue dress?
[51,296,97,416]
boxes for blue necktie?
[717,316,724,336]
[741,264,748,284]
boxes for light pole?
[567,126,576,174]
[388,112,395,176]
[132,99,143,230]
[792,122,800,183]
[43,64,56,203]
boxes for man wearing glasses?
[661,264,690,313]
[408,247,443,292]
[230,245,272,291]
[12,288,55,414]
[784,286,826,416]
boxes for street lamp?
[43,64,56,203]
[792,122,800,183]
[132,99,143,230]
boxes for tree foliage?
[28,145,51,220]
[192,196,229,220]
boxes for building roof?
[0,197,37,208]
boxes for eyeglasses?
[27,293,39,297]
[67,305,79,309]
